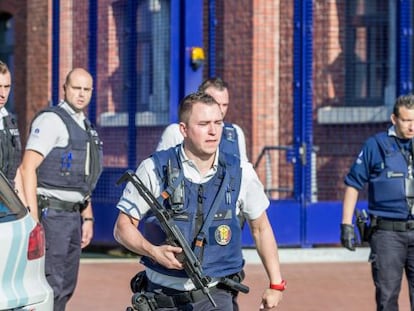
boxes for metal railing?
[254,145,295,197]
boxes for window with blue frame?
[0,13,14,113]
[345,0,395,107]
[136,0,170,116]
[102,0,170,126]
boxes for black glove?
[340,224,356,251]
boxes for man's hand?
[153,245,184,270]
[340,224,356,251]
[260,288,283,310]
[81,221,94,248]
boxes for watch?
[269,280,287,291]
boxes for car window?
[0,202,7,212]
[0,172,27,222]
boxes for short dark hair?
[393,94,414,117]
[198,77,228,92]
[0,61,10,75]
[179,91,218,123]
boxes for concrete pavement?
[67,247,411,310]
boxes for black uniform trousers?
[370,227,414,311]
[41,206,81,311]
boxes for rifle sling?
[193,167,230,259]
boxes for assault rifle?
[117,170,217,307]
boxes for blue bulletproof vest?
[141,147,244,278]
[220,122,240,158]
[36,106,103,196]
[368,132,411,219]
[0,114,21,182]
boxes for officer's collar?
[179,144,219,169]
[58,100,85,119]
[388,125,398,138]
[388,125,412,146]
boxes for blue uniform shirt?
[345,126,405,189]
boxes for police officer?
[20,68,103,311]
[114,92,285,310]
[341,94,414,311]
[156,77,248,162]
[0,61,23,191]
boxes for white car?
[0,172,53,310]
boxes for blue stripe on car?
[15,216,31,306]
[2,217,30,308]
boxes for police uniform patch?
[9,129,19,136]
[223,127,236,142]
[215,224,232,245]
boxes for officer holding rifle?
[114,92,285,310]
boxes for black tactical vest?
[36,106,103,197]
[0,114,22,182]
[220,122,240,158]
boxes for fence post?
[293,0,313,247]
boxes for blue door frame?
[169,0,205,123]
[293,0,313,247]
[397,0,412,95]
[51,0,60,107]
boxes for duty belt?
[37,195,84,213]
[147,280,221,307]
[377,219,414,232]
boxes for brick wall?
[0,0,50,145]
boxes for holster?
[355,209,375,243]
[128,271,154,311]
[130,293,157,311]
[218,270,249,295]
[37,195,49,222]
[130,270,148,293]
[78,199,89,213]
[366,215,378,240]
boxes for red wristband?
[269,280,287,291]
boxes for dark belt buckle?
[394,221,407,232]
[407,221,414,231]
[189,287,214,303]
[72,203,80,212]
[174,292,192,305]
